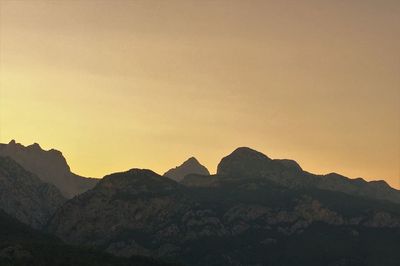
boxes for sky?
[0,0,399,188]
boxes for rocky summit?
[0,140,98,198]
[215,147,400,204]
[0,156,65,229]
[164,157,210,182]
[48,149,400,265]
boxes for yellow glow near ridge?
[0,0,399,188]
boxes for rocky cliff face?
[0,209,172,266]
[164,157,210,182]
[0,140,98,198]
[48,169,189,241]
[48,161,400,265]
[0,156,66,229]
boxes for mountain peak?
[100,168,179,192]
[164,157,210,182]
[186,156,199,163]
[217,147,272,176]
[183,156,202,167]
[0,140,97,198]
[232,147,270,157]
[27,142,42,151]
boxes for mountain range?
[1,141,399,265]
[0,140,97,198]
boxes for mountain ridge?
[48,165,400,265]
[0,140,98,198]
[215,147,400,203]
[164,157,210,182]
[0,156,66,229]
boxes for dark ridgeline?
[164,157,210,182]
[0,140,98,198]
[46,147,400,266]
[1,142,400,265]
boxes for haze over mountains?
[1,140,400,265]
[0,140,98,198]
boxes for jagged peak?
[2,140,66,160]
[164,157,210,182]
[4,139,23,149]
[27,142,42,150]
[2,140,65,154]
[181,156,205,168]
[186,156,199,163]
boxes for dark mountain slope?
[48,169,193,256]
[0,210,176,266]
[0,140,98,198]
[0,156,65,229]
[48,164,400,265]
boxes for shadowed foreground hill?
[0,210,178,266]
[0,140,98,198]
[48,148,400,266]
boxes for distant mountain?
[0,140,98,198]
[164,157,209,182]
[215,147,400,204]
[0,156,65,229]
[48,148,400,266]
[0,209,176,266]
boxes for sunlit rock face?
[0,156,65,229]
[0,140,98,198]
[163,157,210,182]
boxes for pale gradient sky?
[0,0,399,188]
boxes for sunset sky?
[0,0,399,188]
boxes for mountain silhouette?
[164,157,210,182]
[0,140,98,198]
[215,147,400,203]
[1,143,399,265]
[47,147,400,265]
